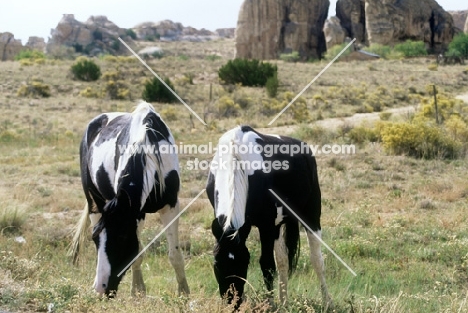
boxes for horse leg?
[259,227,276,297]
[306,230,333,310]
[131,218,146,296]
[273,224,289,305]
[159,203,190,295]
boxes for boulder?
[236,0,330,60]
[364,0,454,52]
[0,32,23,61]
[324,17,347,49]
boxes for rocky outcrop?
[333,0,454,53]
[448,10,468,32]
[236,0,330,60]
[324,17,347,49]
[46,14,133,56]
[26,36,46,52]
[215,28,235,38]
[0,32,23,61]
[336,0,366,44]
[365,0,454,52]
[465,16,468,33]
[132,20,227,42]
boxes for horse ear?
[211,218,224,240]
[116,189,131,209]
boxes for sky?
[1,0,466,43]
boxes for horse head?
[212,218,252,307]
[92,189,139,296]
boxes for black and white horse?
[70,101,189,297]
[206,125,332,308]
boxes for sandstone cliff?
[236,0,330,60]
[333,0,454,53]
[336,0,366,44]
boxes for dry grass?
[0,39,468,312]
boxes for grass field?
[1,38,468,312]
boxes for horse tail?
[68,202,90,265]
[215,127,249,232]
[284,217,300,276]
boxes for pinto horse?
[206,125,332,308]
[70,101,189,297]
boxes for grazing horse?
[206,125,332,308]
[70,101,189,297]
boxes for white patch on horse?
[275,204,284,226]
[90,136,119,192]
[94,229,111,295]
[228,252,235,260]
[267,134,281,140]
[213,126,263,231]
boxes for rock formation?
[132,20,228,42]
[324,16,347,49]
[47,14,132,56]
[465,16,468,33]
[0,32,23,61]
[26,36,46,52]
[333,0,454,53]
[236,0,330,60]
[448,10,468,32]
[336,0,366,44]
[365,0,454,52]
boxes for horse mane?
[215,126,249,232]
[115,101,166,204]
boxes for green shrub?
[206,54,221,61]
[15,50,46,61]
[281,91,310,122]
[160,107,178,121]
[102,70,130,100]
[279,51,300,62]
[265,73,279,98]
[17,80,51,98]
[261,98,283,116]
[0,207,27,234]
[380,121,460,159]
[79,87,101,98]
[217,96,240,117]
[218,58,277,87]
[348,125,380,144]
[324,43,352,61]
[142,77,177,103]
[125,28,137,40]
[365,44,392,59]
[70,58,101,81]
[394,40,427,57]
[448,32,468,58]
